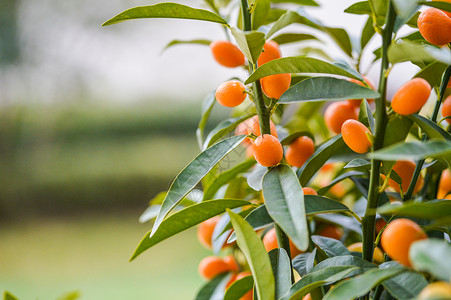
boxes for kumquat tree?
[102,0,451,299]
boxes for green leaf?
[380,261,428,300]
[272,33,319,45]
[311,255,376,273]
[298,135,346,186]
[311,235,352,258]
[197,92,216,149]
[361,16,376,52]
[227,204,273,243]
[280,131,315,145]
[163,39,211,53]
[279,77,379,103]
[410,239,451,281]
[131,199,249,260]
[292,250,316,276]
[323,267,406,300]
[204,115,253,149]
[247,164,267,191]
[271,0,319,5]
[408,114,451,141]
[419,1,451,13]
[415,61,449,88]
[269,248,291,298]
[263,165,309,251]
[227,210,275,300]
[150,135,245,237]
[383,115,413,147]
[252,0,270,30]
[56,291,81,300]
[377,199,451,220]
[203,159,255,200]
[4,292,18,300]
[370,140,451,162]
[369,0,388,27]
[317,171,366,195]
[195,273,231,300]
[359,100,375,134]
[224,275,254,300]
[316,214,362,235]
[103,3,228,26]
[230,28,266,65]
[245,57,361,85]
[344,1,371,15]
[391,0,419,30]
[344,158,370,169]
[281,266,360,300]
[388,40,451,65]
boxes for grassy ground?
[0,213,211,300]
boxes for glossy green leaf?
[204,115,253,149]
[281,266,360,300]
[377,199,451,220]
[391,0,419,30]
[230,28,265,65]
[292,250,316,277]
[298,135,346,186]
[415,61,449,88]
[388,41,451,65]
[272,33,319,45]
[271,0,319,5]
[280,131,315,145]
[318,171,366,195]
[410,239,451,281]
[312,255,376,273]
[263,165,309,251]
[150,135,245,237]
[269,248,291,298]
[132,199,249,260]
[361,16,375,51]
[359,100,375,134]
[279,77,379,103]
[247,164,267,191]
[408,114,451,141]
[197,92,216,149]
[344,1,371,15]
[163,39,211,52]
[245,57,361,85]
[224,275,254,300]
[227,204,273,243]
[323,267,405,300]
[103,3,228,26]
[383,115,413,147]
[227,210,275,300]
[419,1,451,13]
[252,0,270,30]
[369,0,389,27]
[4,292,18,300]
[344,159,370,169]
[203,159,255,200]
[380,261,428,300]
[195,273,231,300]
[370,140,451,162]
[264,8,352,56]
[311,235,351,257]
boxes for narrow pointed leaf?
[251,0,270,30]
[103,3,228,26]
[311,235,351,257]
[388,40,451,65]
[380,261,428,300]
[227,210,275,300]
[245,57,361,85]
[292,251,316,277]
[195,273,231,300]
[272,33,319,45]
[224,275,254,300]
[247,164,267,191]
[281,266,360,300]
[269,248,291,298]
[311,255,376,273]
[409,239,451,281]
[197,92,216,149]
[150,134,245,237]
[408,114,451,141]
[370,140,451,162]
[344,159,370,169]
[377,199,451,220]
[230,28,265,65]
[359,99,375,134]
[164,39,211,52]
[298,135,346,186]
[279,77,379,103]
[4,292,18,300]
[415,61,449,88]
[419,1,451,13]
[263,165,309,251]
[344,1,371,15]
[323,267,406,300]
[361,16,375,50]
[131,199,249,260]
[204,115,252,149]
[203,159,255,200]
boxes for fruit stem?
[403,65,451,201]
[361,2,396,264]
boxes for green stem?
[361,2,396,263]
[404,65,451,201]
